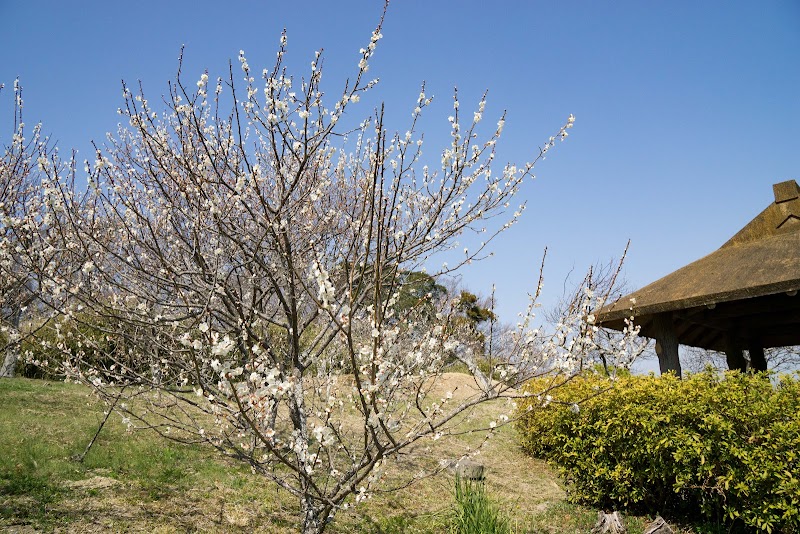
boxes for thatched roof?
[595,180,800,351]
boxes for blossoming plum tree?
[0,82,33,377]
[29,14,639,534]
[0,81,76,378]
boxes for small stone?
[455,459,484,480]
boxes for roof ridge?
[722,179,800,248]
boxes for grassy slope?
[1,377,656,533]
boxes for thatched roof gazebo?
[595,180,800,376]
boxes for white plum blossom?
[8,14,640,534]
[211,335,235,357]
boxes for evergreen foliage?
[516,371,800,533]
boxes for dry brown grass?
[0,374,657,533]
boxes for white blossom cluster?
[0,15,644,533]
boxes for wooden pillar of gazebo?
[724,334,748,371]
[593,180,800,376]
[725,331,768,372]
[652,312,681,377]
[748,341,768,371]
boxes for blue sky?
[2,0,799,326]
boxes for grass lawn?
[1,376,670,533]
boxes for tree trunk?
[591,511,627,533]
[0,345,19,378]
[0,310,21,378]
[301,498,326,534]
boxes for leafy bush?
[15,315,120,379]
[516,371,800,533]
[451,475,510,534]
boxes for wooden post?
[747,341,768,372]
[724,334,747,371]
[652,313,681,377]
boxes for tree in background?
[544,248,649,375]
[682,345,800,374]
[445,288,497,365]
[0,81,39,377]
[26,12,641,533]
[456,290,496,326]
[392,270,447,321]
[0,81,86,379]
[0,82,67,377]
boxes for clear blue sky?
[2,0,799,325]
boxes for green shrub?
[17,315,122,379]
[451,475,509,534]
[516,371,800,533]
[17,313,189,381]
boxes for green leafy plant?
[516,371,800,533]
[451,475,510,534]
